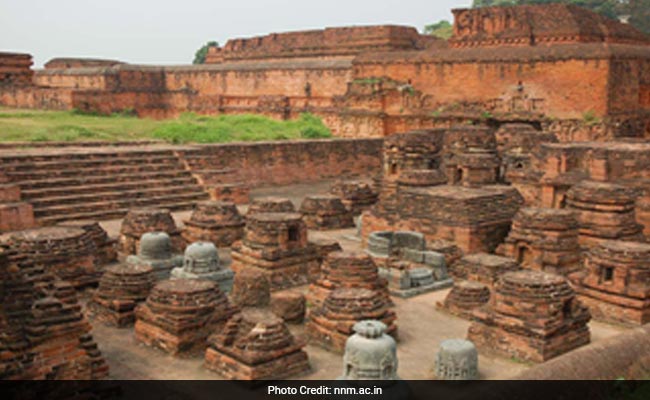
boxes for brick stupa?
[58,220,117,265]
[0,249,108,379]
[307,250,391,310]
[330,180,378,216]
[135,279,237,355]
[0,226,99,289]
[571,240,650,326]
[247,197,296,215]
[230,212,320,290]
[119,207,184,254]
[88,263,155,327]
[299,195,355,230]
[497,208,581,276]
[307,287,397,353]
[467,270,591,363]
[566,181,644,248]
[182,201,245,247]
[204,308,310,380]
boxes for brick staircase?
[0,148,209,225]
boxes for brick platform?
[0,226,99,288]
[497,207,580,276]
[307,288,397,353]
[119,208,184,254]
[467,270,591,363]
[571,240,650,326]
[204,308,310,380]
[182,201,245,247]
[230,212,320,290]
[134,279,237,355]
[299,195,355,230]
[88,263,155,327]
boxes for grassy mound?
[0,108,332,143]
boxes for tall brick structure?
[1,5,647,139]
[362,128,523,253]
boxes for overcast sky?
[0,0,471,67]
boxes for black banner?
[1,380,650,400]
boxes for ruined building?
[0,5,647,140]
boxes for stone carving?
[366,231,452,297]
[126,232,183,280]
[119,208,183,255]
[434,339,479,380]
[339,320,399,380]
[171,241,234,293]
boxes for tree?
[423,20,453,39]
[628,0,650,34]
[193,41,218,65]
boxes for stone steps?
[22,177,196,199]
[5,162,186,181]
[34,191,207,221]
[29,184,206,208]
[1,148,209,225]
[17,170,194,190]
[1,154,181,172]
[37,199,203,226]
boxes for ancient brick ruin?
[204,308,310,380]
[307,288,397,353]
[134,279,236,355]
[181,201,245,247]
[299,195,355,230]
[3,4,648,140]
[230,212,320,290]
[570,241,650,326]
[0,226,100,289]
[307,250,391,311]
[362,128,524,253]
[468,270,591,363]
[88,263,155,327]
[0,249,108,379]
[497,208,580,275]
[2,1,650,382]
[119,208,184,255]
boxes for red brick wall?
[178,139,383,186]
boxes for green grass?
[0,107,332,143]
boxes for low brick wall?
[514,324,650,380]
[179,138,383,186]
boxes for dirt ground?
[93,181,628,380]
